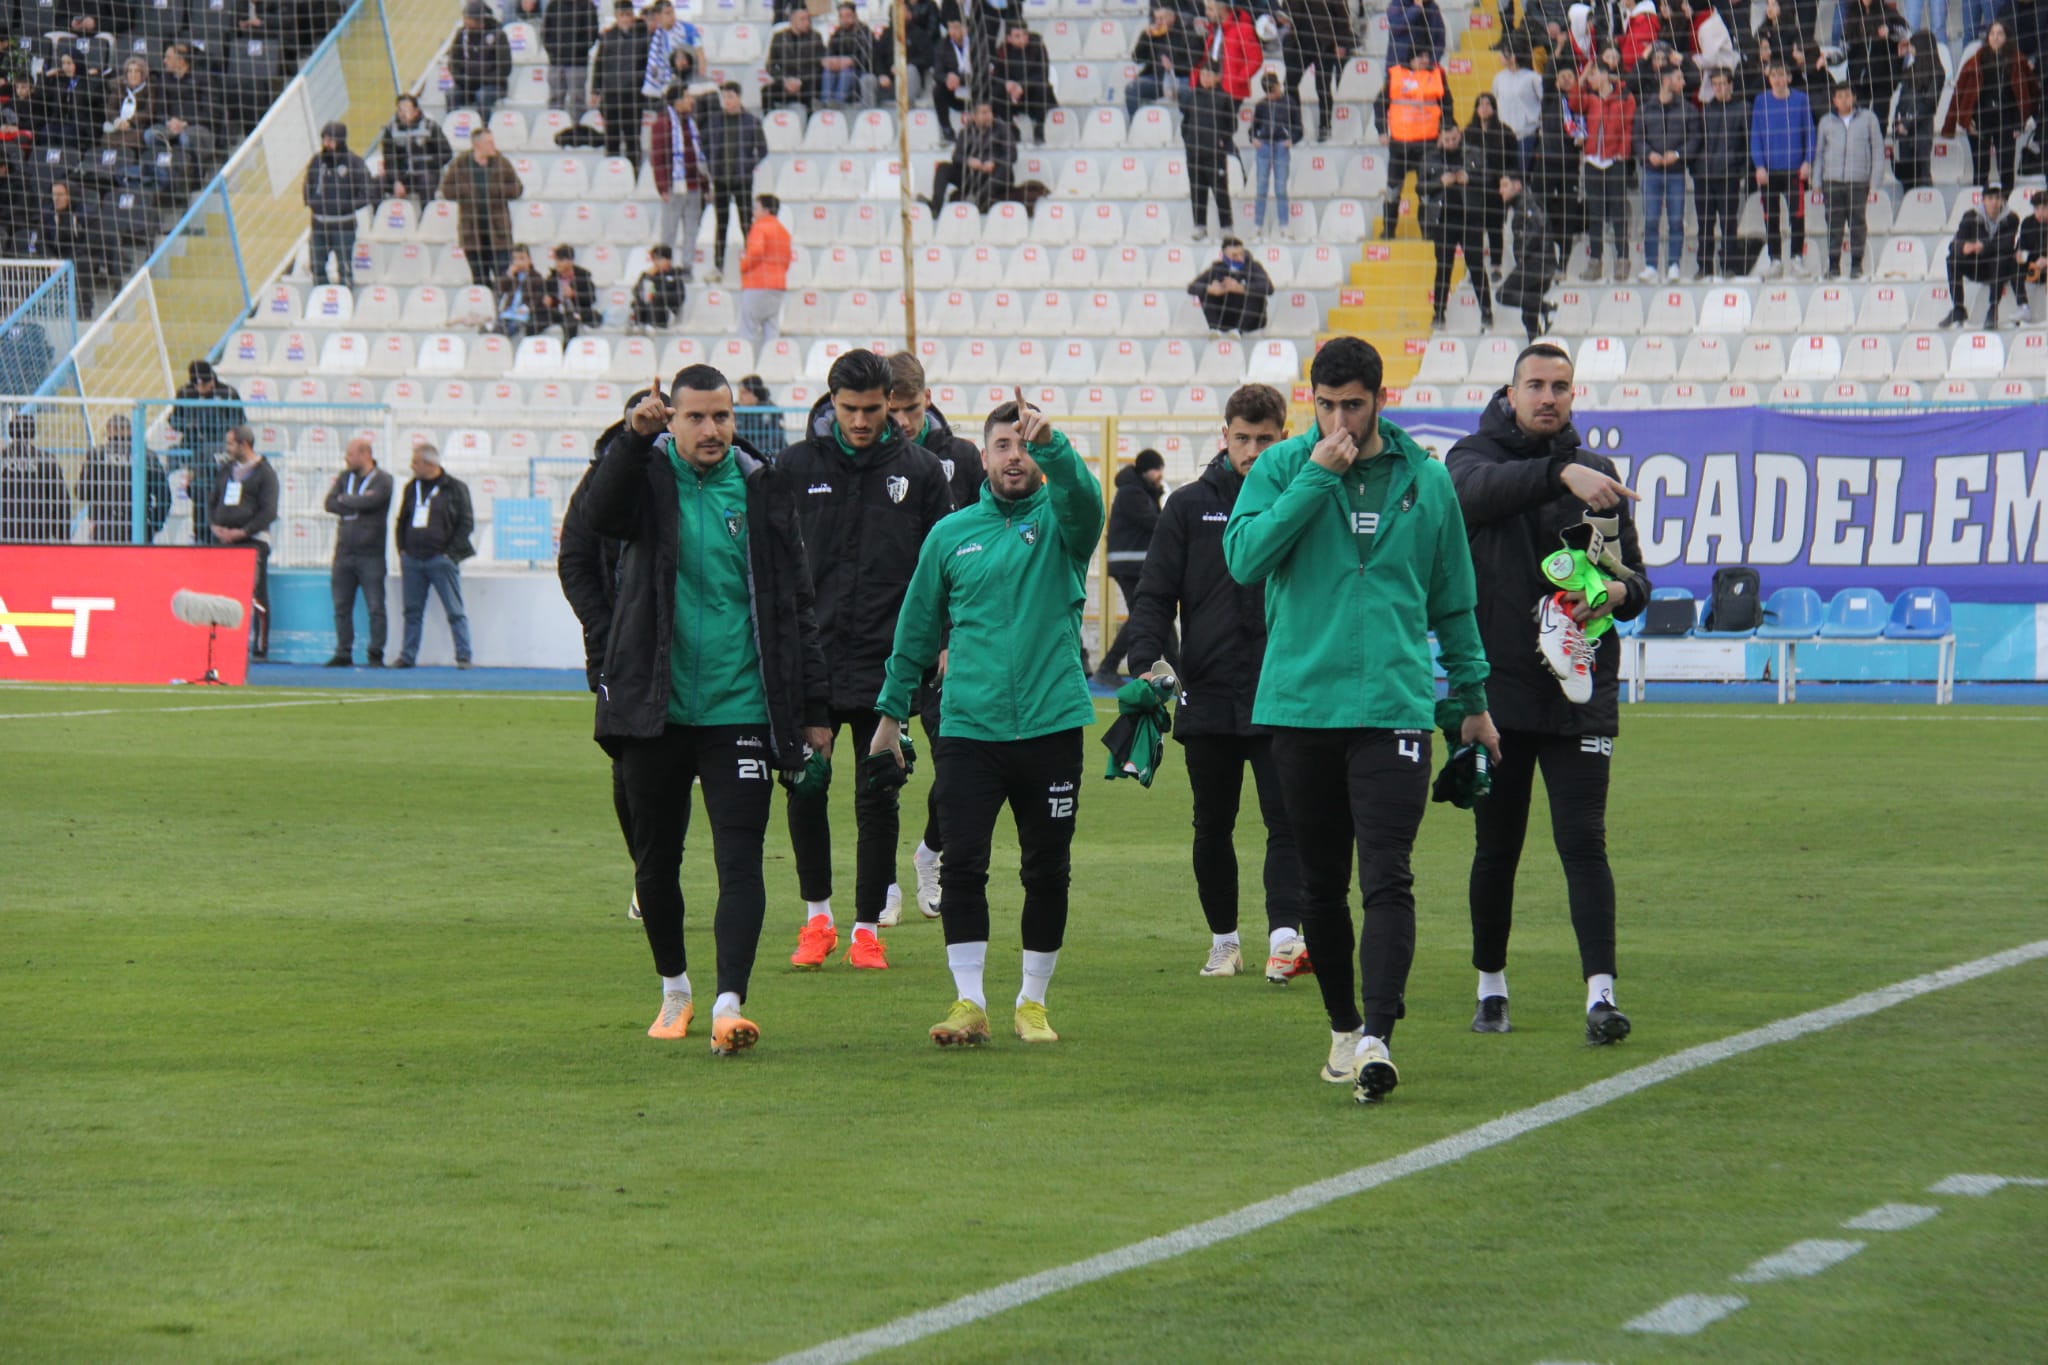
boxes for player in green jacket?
[872,392,1105,1048]
[1224,337,1501,1106]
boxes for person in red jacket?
[1198,0,1262,106]
[1573,66,1637,280]
[1618,0,1662,67]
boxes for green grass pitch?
[4,687,2045,1363]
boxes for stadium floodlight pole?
[894,0,918,350]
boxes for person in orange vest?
[1374,48,1455,240]
[738,192,792,354]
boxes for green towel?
[781,749,831,799]
[1100,677,1173,788]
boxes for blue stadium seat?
[1755,586,1824,639]
[1817,588,1889,638]
[1882,587,1953,640]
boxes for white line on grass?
[1842,1204,1941,1231]
[1730,1238,1866,1282]
[1622,1294,1750,1336]
[769,938,2048,1365]
[0,695,436,720]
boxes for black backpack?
[1641,596,1697,636]
[1704,566,1763,632]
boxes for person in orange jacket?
[1197,0,1262,106]
[738,192,792,353]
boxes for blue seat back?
[1819,588,1888,638]
[1883,586,1953,639]
[1756,586,1823,639]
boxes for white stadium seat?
[1574,336,1627,384]
[1784,334,1842,381]
[1676,335,1733,381]
[1948,331,2006,379]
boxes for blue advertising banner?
[492,497,556,563]
[1394,406,2048,602]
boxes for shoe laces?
[1206,942,1238,970]
[1567,630,1597,674]
[658,993,689,1028]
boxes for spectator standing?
[1748,62,1813,278]
[1128,7,1200,119]
[640,0,702,100]
[1574,65,1636,282]
[630,243,688,329]
[735,374,785,455]
[1182,65,1239,240]
[1186,234,1274,332]
[323,436,393,667]
[1198,2,1262,106]
[379,94,453,202]
[76,414,170,544]
[208,424,279,660]
[703,81,766,283]
[536,243,601,339]
[1251,71,1304,239]
[542,0,603,115]
[1465,92,1519,277]
[1993,0,2046,70]
[1842,0,1904,116]
[1814,82,1884,279]
[167,359,245,545]
[1496,174,1558,340]
[1287,0,1351,142]
[101,56,152,153]
[1695,65,1749,278]
[0,414,71,543]
[1094,446,1170,686]
[822,2,877,107]
[930,99,1016,210]
[1754,0,1804,58]
[1634,66,1697,282]
[1945,21,2036,194]
[1376,48,1453,240]
[932,17,975,141]
[39,180,108,313]
[302,121,375,288]
[1940,184,2023,328]
[439,127,524,287]
[392,443,475,670]
[1494,42,1545,169]
[1891,29,1943,190]
[764,7,825,114]
[1422,122,1493,327]
[992,21,1057,143]
[1387,0,1448,68]
[451,1,513,116]
[1617,0,1662,66]
[594,0,651,168]
[738,192,791,352]
[649,84,707,277]
[1535,66,1587,258]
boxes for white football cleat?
[628,891,642,921]
[913,845,943,918]
[1535,593,1595,704]
[879,882,903,928]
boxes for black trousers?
[710,178,753,270]
[919,679,945,850]
[1432,220,1491,314]
[1189,157,1231,230]
[1200,294,1267,332]
[1760,168,1805,262]
[934,727,1083,951]
[465,247,507,287]
[993,84,1053,138]
[330,550,386,660]
[617,724,775,998]
[1948,247,2020,316]
[1469,729,1617,982]
[1695,172,1743,275]
[1272,727,1432,1039]
[1971,116,2018,193]
[601,96,642,169]
[1098,571,1141,673]
[1383,140,1428,236]
[1182,733,1302,937]
[933,73,965,135]
[786,706,899,918]
[247,540,270,658]
[1286,36,1337,137]
[1583,163,1629,263]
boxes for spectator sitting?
[495,243,547,336]
[734,373,784,455]
[302,120,377,288]
[1940,184,2022,329]
[931,16,974,142]
[76,413,172,545]
[1197,2,1261,106]
[102,56,152,152]
[451,0,513,116]
[823,2,878,107]
[1387,0,1448,69]
[536,242,602,340]
[992,21,1057,144]
[380,94,454,201]
[764,7,826,114]
[1128,7,1200,118]
[630,242,688,330]
[541,0,603,115]
[145,44,214,171]
[1187,235,1273,334]
[25,55,97,151]
[929,99,1016,211]
[0,152,28,255]
[903,0,947,101]
[0,413,72,544]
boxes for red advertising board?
[0,545,258,685]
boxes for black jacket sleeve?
[557,470,613,691]
[1111,481,1161,544]
[1122,494,1188,671]
[1447,444,1567,528]
[584,426,659,541]
[393,477,412,555]
[449,479,476,561]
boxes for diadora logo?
[1352,512,1380,535]
[955,542,984,556]
[1581,736,1614,756]
[885,474,909,504]
[1048,781,1075,794]
[0,594,116,658]
[735,735,765,748]
[1202,512,1227,523]
[807,482,833,495]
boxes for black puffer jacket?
[558,421,627,692]
[1106,463,1162,576]
[1445,391,1650,737]
[582,427,828,766]
[917,403,982,512]
[1123,452,1266,738]
[775,396,955,710]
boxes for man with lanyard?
[870,391,1105,1047]
[391,444,476,670]
[323,437,393,667]
[932,15,975,144]
[208,424,279,661]
[579,365,830,1056]
[651,83,707,279]
[1223,337,1499,1105]
[1122,382,1309,984]
[777,349,955,970]
[1446,344,1645,1046]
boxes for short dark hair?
[1219,233,1245,251]
[2034,189,2048,209]
[1225,382,1287,427]
[672,363,730,394]
[1308,336,1383,393]
[827,348,891,396]
[553,243,575,260]
[1512,342,1573,382]
[756,192,780,215]
[1006,19,1029,32]
[1133,448,1164,473]
[1832,80,1855,95]
[738,373,770,401]
[649,243,672,260]
[984,400,1022,439]
[721,80,742,95]
[886,350,926,397]
[1983,184,2008,202]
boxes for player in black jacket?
[1122,384,1307,983]
[1445,344,1649,1046]
[773,349,954,969]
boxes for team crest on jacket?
[886,474,909,504]
[1016,521,1039,545]
[724,509,743,539]
[940,458,955,480]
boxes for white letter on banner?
[1749,454,1809,565]
[1812,456,1870,566]
[1866,459,1925,567]
[1988,451,2046,564]
[1928,454,1988,565]
[1636,454,1688,566]
[1686,454,1744,563]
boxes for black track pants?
[784,707,899,918]
[1180,733,1303,938]
[1469,729,1617,981]
[933,728,1083,952]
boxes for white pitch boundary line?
[0,695,437,721]
[770,939,2048,1365]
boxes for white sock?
[661,973,691,999]
[805,900,832,925]
[1269,926,1298,954]
[1332,1026,1359,1045]
[914,841,939,865]
[854,921,878,939]
[947,941,988,1009]
[1587,973,1616,1011]
[1357,1033,1387,1057]
[1479,970,1508,1001]
[712,991,742,1019]
[1213,930,1241,949]
[1018,948,1059,1006]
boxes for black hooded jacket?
[581,425,828,766]
[1106,463,1163,575]
[1123,452,1267,738]
[558,420,628,692]
[916,403,982,511]
[773,396,955,711]
[1445,391,1651,736]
